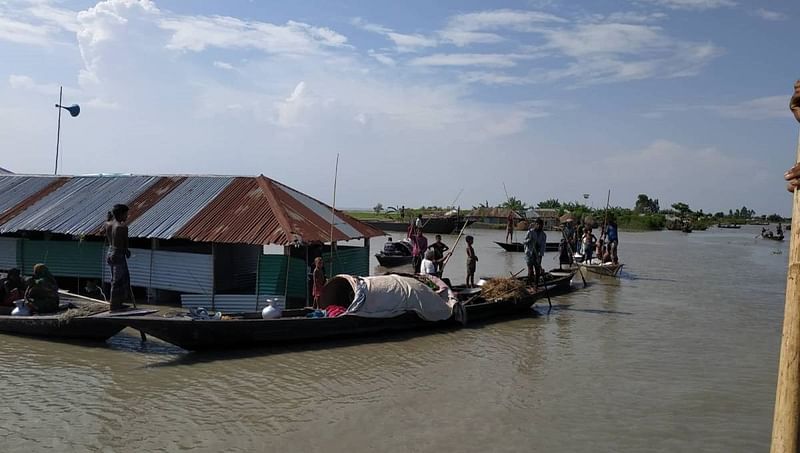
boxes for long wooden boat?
[465,269,575,319]
[366,217,474,234]
[0,293,156,341]
[762,235,785,242]
[717,223,741,229]
[374,253,413,267]
[494,241,560,252]
[577,261,624,277]
[113,270,576,351]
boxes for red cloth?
[325,305,346,318]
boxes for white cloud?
[8,74,64,95]
[160,16,348,54]
[637,0,736,11]
[26,3,80,32]
[367,50,395,66]
[213,61,234,70]
[0,15,57,46]
[445,9,566,32]
[410,53,518,67]
[642,95,790,120]
[754,9,787,21]
[352,18,436,52]
[437,30,504,47]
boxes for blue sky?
[0,0,797,215]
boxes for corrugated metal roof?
[128,176,233,239]
[0,175,60,214]
[0,176,158,235]
[0,174,381,245]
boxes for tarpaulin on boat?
[320,274,456,321]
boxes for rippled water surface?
[0,226,788,452]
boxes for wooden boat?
[375,254,412,267]
[494,241,559,252]
[0,293,156,341]
[717,223,741,229]
[465,269,575,319]
[577,261,624,277]
[762,234,785,242]
[113,271,576,351]
[366,217,474,234]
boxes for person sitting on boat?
[415,214,423,231]
[409,229,428,274]
[606,218,619,264]
[24,264,59,314]
[429,234,449,274]
[420,249,439,276]
[312,257,325,309]
[1,268,23,307]
[777,223,784,238]
[82,280,105,300]
[505,211,515,243]
[524,219,546,288]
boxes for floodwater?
[0,226,788,452]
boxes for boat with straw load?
[0,291,156,341]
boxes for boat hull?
[115,271,576,351]
[578,262,624,277]
[0,308,156,341]
[494,241,559,252]
[375,254,413,267]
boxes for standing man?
[410,229,428,274]
[505,211,515,243]
[606,217,620,264]
[105,203,132,311]
[524,219,547,288]
[429,234,449,275]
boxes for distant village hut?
[0,174,381,312]
[469,208,525,229]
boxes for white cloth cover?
[341,274,456,321]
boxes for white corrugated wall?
[181,294,285,314]
[103,248,213,294]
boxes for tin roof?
[0,174,381,245]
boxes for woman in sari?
[25,264,59,314]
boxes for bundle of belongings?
[316,274,458,321]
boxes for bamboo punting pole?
[771,126,800,453]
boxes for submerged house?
[0,174,382,312]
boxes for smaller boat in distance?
[717,223,741,229]
[494,241,559,252]
[375,238,413,267]
[761,234,785,242]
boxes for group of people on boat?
[561,217,620,266]
[0,264,60,314]
[762,224,785,239]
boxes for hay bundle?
[57,302,110,324]
[480,278,528,300]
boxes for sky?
[0,0,798,216]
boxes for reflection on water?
[0,225,787,452]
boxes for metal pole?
[330,153,339,276]
[771,127,800,453]
[54,86,62,175]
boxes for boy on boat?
[524,219,546,287]
[312,257,325,309]
[25,264,59,314]
[465,235,478,287]
[409,229,428,274]
[606,218,619,264]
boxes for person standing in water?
[105,204,132,311]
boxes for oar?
[441,215,472,273]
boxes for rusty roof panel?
[176,178,288,245]
[0,176,69,226]
[128,176,233,239]
[0,176,158,235]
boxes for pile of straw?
[57,302,110,324]
[480,278,528,300]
